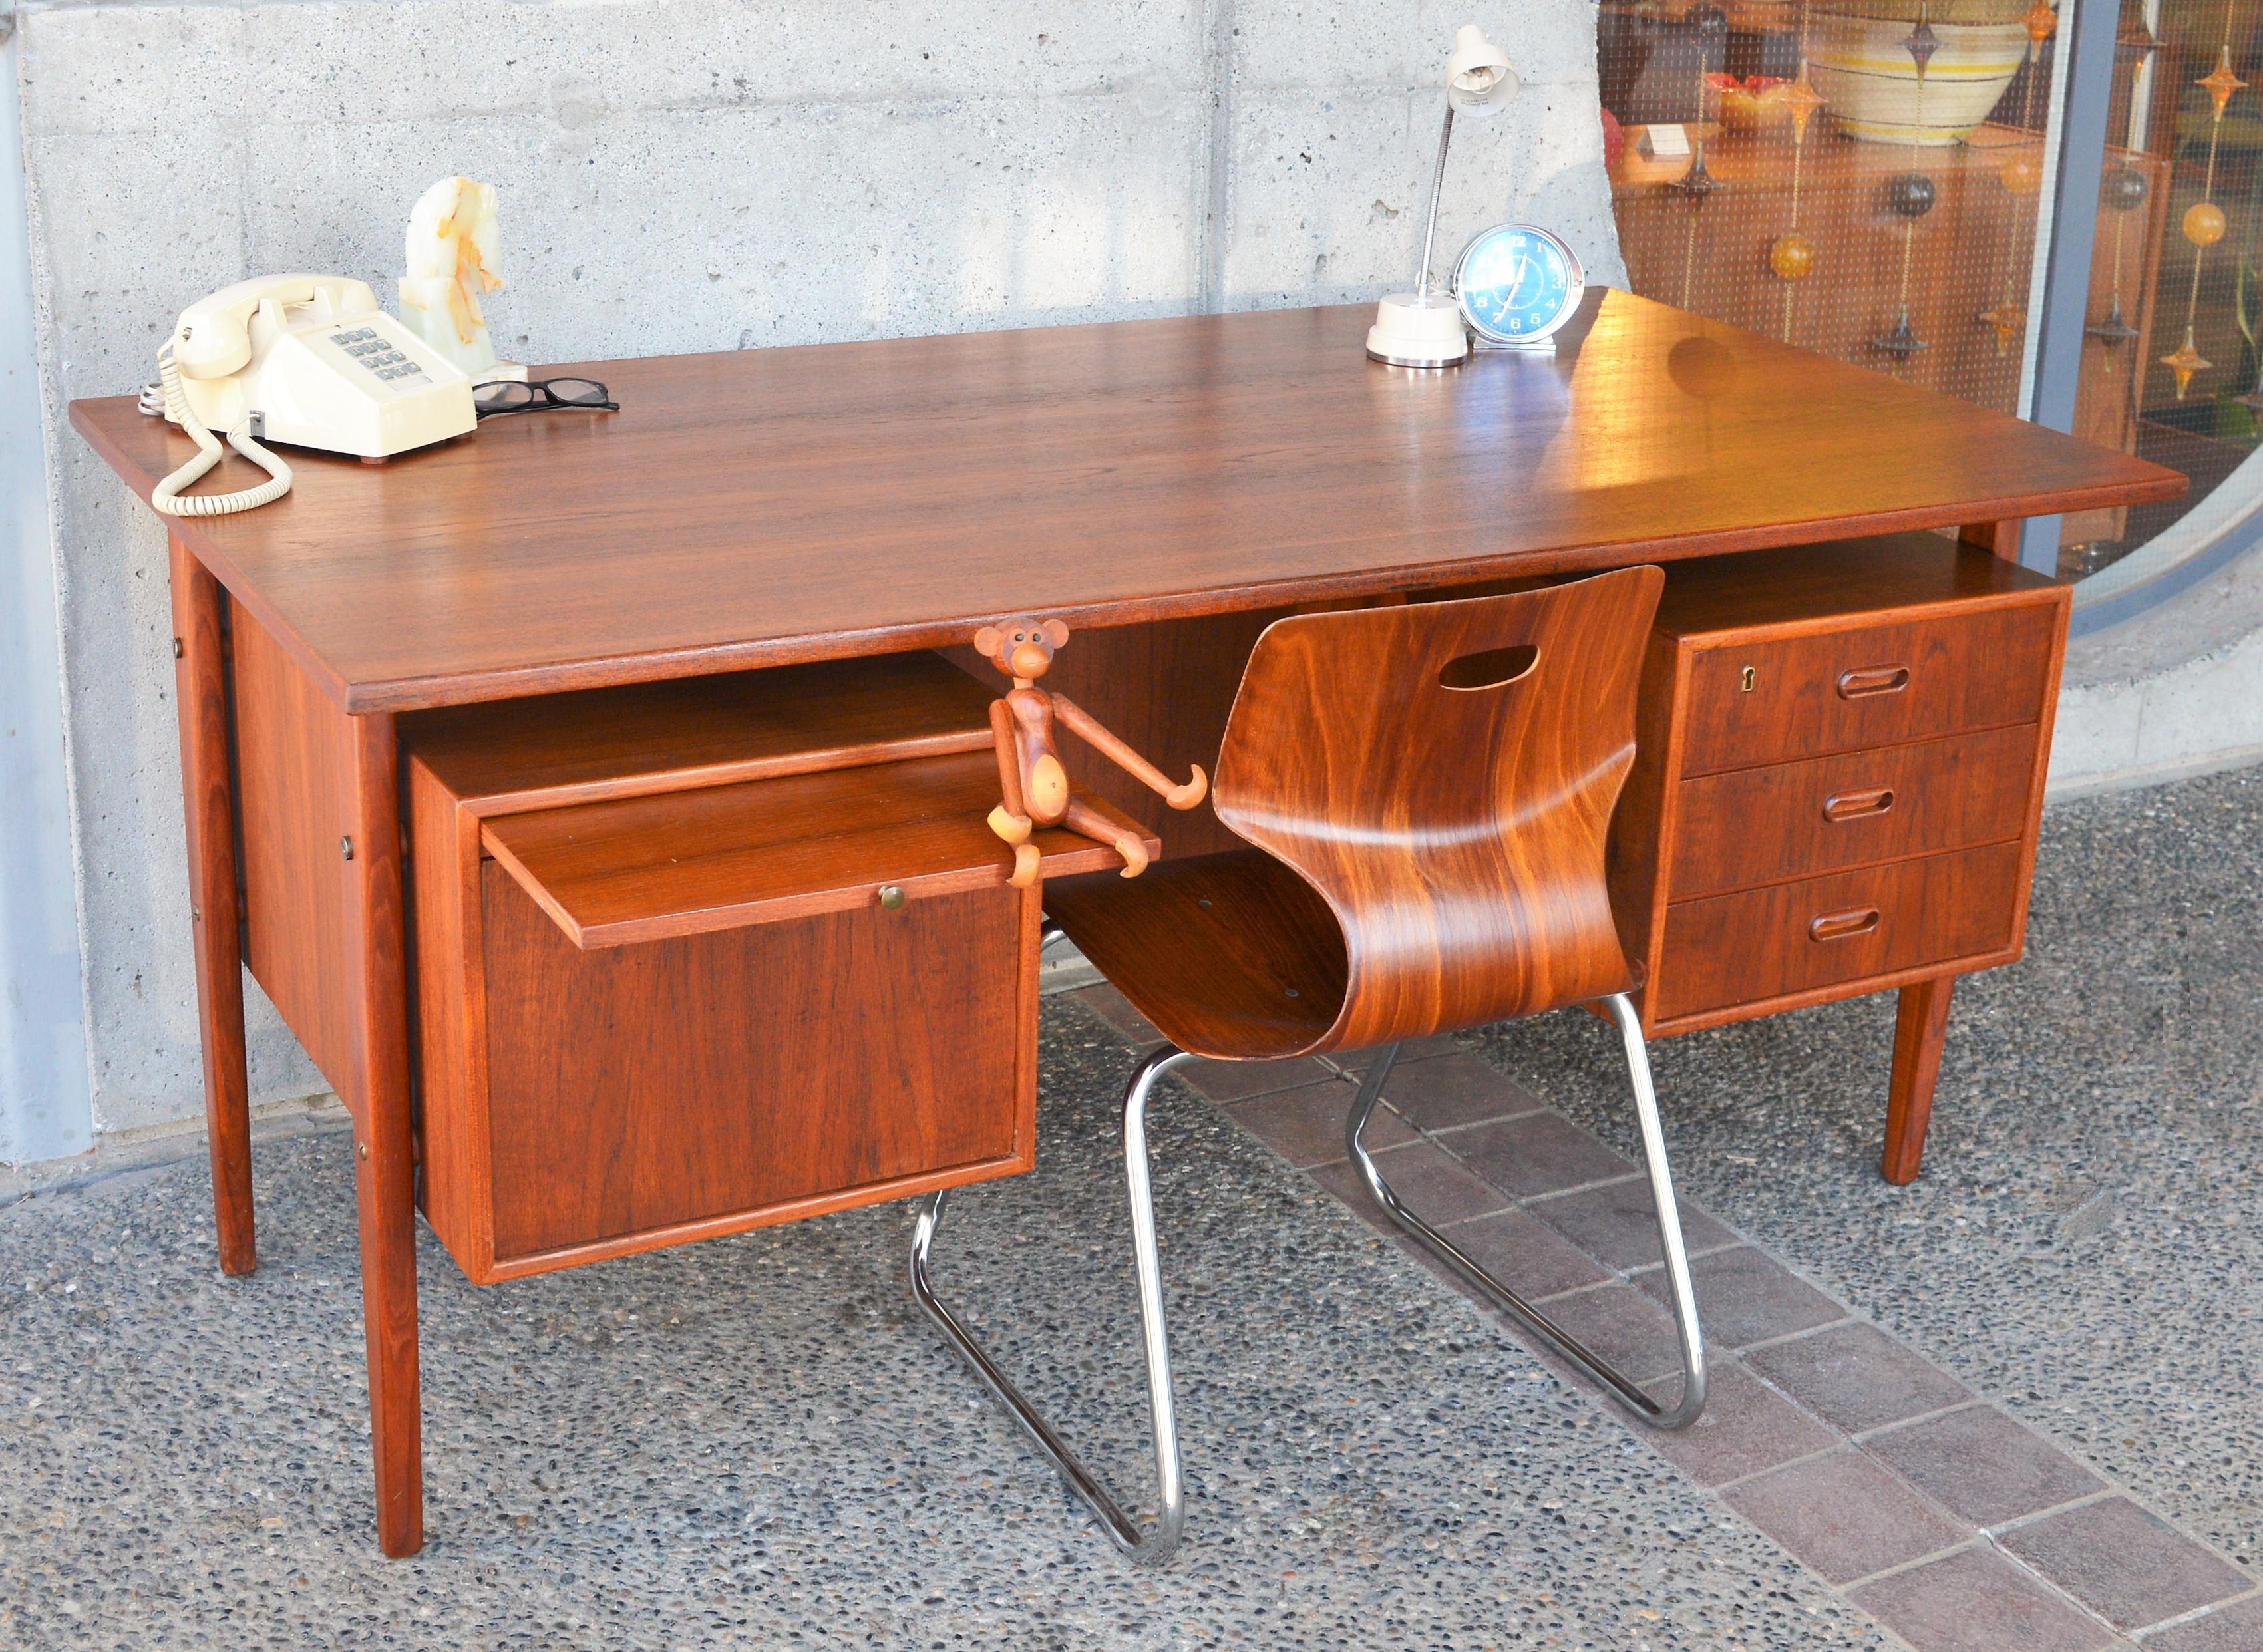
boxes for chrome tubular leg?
[908,1044,1198,1564]
[1344,1000,1707,1429]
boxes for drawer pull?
[1823,787,1896,823]
[1836,664,1910,699]
[876,884,907,911]
[1809,907,1880,942]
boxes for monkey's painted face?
[974,618,1069,681]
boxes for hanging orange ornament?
[2000,151,2043,195]
[2200,45,2245,118]
[2023,0,2056,43]
[2162,329,2212,399]
[1770,233,1816,279]
[1980,302,2025,355]
[1783,69,1826,144]
[2183,200,2228,246]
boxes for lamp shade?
[1445,24,1518,116]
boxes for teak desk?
[72,292,2182,1556]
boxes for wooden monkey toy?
[975,619,1208,888]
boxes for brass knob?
[877,884,906,911]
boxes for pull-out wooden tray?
[403,652,1156,1283]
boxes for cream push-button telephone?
[150,275,478,516]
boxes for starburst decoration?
[2161,329,2212,398]
[1979,303,2025,355]
[1783,70,1827,143]
[1873,314,1925,357]
[2200,45,2245,118]
[1903,17,1940,76]
[2085,301,2139,349]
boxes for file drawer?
[1667,723,2039,900]
[1650,841,2024,1024]
[1606,533,2068,1036]
[404,654,1155,1283]
[1677,600,2057,775]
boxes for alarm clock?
[1452,224,1586,349]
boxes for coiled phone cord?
[147,344,293,516]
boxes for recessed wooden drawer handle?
[1823,787,1895,822]
[1809,906,1880,941]
[1836,664,1910,699]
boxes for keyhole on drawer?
[1739,665,1757,693]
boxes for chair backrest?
[1212,566,1662,1053]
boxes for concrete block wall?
[8,0,1624,1153]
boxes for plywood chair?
[910,567,1705,1564]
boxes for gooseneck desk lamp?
[1365,24,1520,367]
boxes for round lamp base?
[1365,293,1469,367]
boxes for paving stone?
[1329,1034,1464,1074]
[1307,1140,1509,1232]
[1850,1546,2120,1652]
[2138,1593,2263,1651]
[1529,1282,1694,1387]
[1636,1245,1844,1351]
[1431,1206,1614,1302]
[1446,1109,1636,1198]
[1525,1175,1741,1272]
[1638,1360,1840,1488]
[1723,1448,1970,1583]
[1226,1079,1405,1169]
[1746,1320,1972,1434]
[1371,1052,1547,1132]
[2000,1498,2251,1633]
[1176,1055,1335,1104]
[1865,1405,2109,1528]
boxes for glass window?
[1598,0,2263,602]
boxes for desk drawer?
[409,672,1158,1283]
[1667,724,2039,900]
[1678,603,2057,775]
[1650,841,2022,1024]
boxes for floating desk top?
[71,291,2182,713]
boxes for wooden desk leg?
[1882,976,1956,1185]
[168,532,256,1277]
[341,711,424,1558]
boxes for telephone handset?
[150,275,479,516]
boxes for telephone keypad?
[327,327,428,386]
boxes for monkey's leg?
[1063,799,1149,879]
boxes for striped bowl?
[1811,13,2030,145]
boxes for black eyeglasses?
[474,377,619,420]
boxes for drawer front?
[480,867,1030,1266]
[1679,602,2058,775]
[1652,841,2022,1023]
[1669,724,2039,900]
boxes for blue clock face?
[1455,226,1583,345]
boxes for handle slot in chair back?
[1213,566,1663,1052]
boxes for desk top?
[72,291,2182,713]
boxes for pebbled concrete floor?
[1473,764,2263,1577]
[3,764,2254,1649]
[1,1023,1884,1651]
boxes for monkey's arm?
[1052,696,1208,810]
[986,699,1035,844]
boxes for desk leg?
[168,533,256,1276]
[342,711,423,1557]
[1882,975,1956,1185]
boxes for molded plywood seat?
[1043,852,1345,1060]
[914,568,1711,1566]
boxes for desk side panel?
[233,608,358,1093]
[408,756,494,1277]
